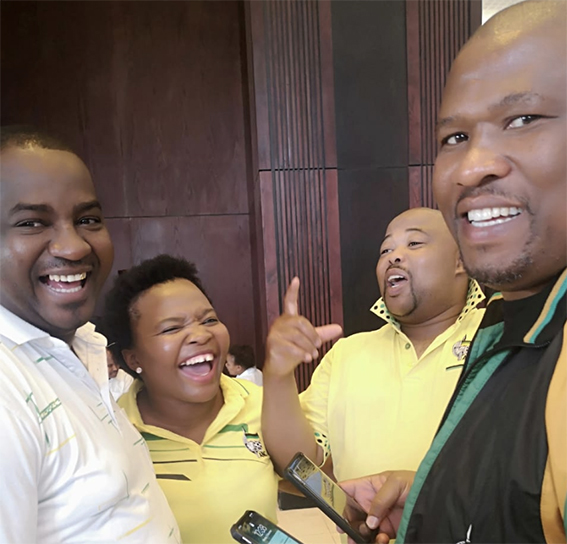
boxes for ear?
[122,349,140,374]
[455,254,466,276]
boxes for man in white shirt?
[0,126,180,543]
[225,344,263,386]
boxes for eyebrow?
[75,200,103,215]
[436,92,544,133]
[382,227,429,242]
[156,308,215,326]
[9,200,103,217]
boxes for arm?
[262,278,342,474]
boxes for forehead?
[440,32,566,118]
[135,279,211,317]
[1,147,95,210]
[385,211,443,238]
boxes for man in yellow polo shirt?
[262,207,485,481]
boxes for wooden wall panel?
[246,0,342,390]
[2,1,259,349]
[406,0,481,207]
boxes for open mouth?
[387,274,407,288]
[466,207,522,228]
[179,353,215,378]
[39,272,89,294]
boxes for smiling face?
[376,208,467,324]
[0,146,114,341]
[124,278,230,405]
[433,11,567,299]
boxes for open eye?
[15,219,45,228]
[441,132,468,146]
[380,248,392,256]
[408,241,423,248]
[506,114,543,129]
[77,216,102,226]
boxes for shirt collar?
[484,268,567,347]
[0,304,105,349]
[369,279,485,330]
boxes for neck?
[137,386,224,444]
[400,302,463,358]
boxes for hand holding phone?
[283,452,377,544]
[231,510,304,544]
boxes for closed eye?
[160,326,181,334]
[203,317,219,325]
[408,241,424,248]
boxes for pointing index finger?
[284,277,300,316]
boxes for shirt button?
[405,343,411,350]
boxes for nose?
[387,247,404,266]
[454,139,512,188]
[185,324,212,345]
[49,224,92,261]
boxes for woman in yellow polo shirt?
[103,255,278,544]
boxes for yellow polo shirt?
[119,375,278,544]
[300,281,485,481]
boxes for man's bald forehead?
[386,208,453,237]
[472,0,566,46]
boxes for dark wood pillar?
[244,0,342,390]
[407,0,482,207]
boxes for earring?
[136,367,143,374]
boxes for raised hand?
[264,277,343,377]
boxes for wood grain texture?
[406,0,481,206]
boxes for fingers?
[315,324,343,343]
[365,473,411,530]
[283,277,300,316]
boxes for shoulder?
[324,327,392,358]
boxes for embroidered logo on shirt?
[452,336,471,361]
[242,431,268,458]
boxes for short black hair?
[103,254,211,378]
[229,344,256,370]
[1,125,74,153]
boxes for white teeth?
[467,207,521,223]
[48,272,87,283]
[180,353,215,367]
[47,285,82,294]
[388,274,405,282]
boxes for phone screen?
[289,454,348,515]
[284,453,374,543]
[232,511,303,544]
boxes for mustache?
[37,258,95,275]
[455,185,532,215]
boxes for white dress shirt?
[0,305,180,543]
[110,369,135,401]
[237,367,263,386]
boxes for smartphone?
[231,510,304,544]
[284,452,374,544]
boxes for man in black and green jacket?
[341,1,567,542]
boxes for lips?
[384,267,409,294]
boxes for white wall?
[482,0,526,23]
